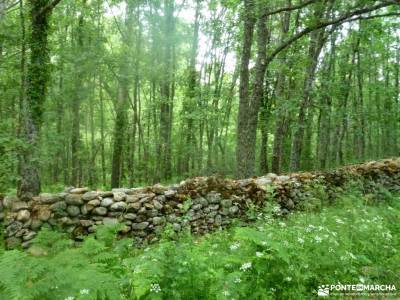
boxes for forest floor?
[0,184,399,299]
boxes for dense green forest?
[0,0,399,196]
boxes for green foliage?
[0,191,398,299]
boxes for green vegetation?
[0,186,398,299]
[1,1,399,195]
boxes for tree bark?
[18,0,60,199]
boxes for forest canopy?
[0,0,399,197]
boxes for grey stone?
[11,201,29,212]
[99,191,113,198]
[221,199,232,208]
[277,175,290,182]
[126,195,140,203]
[207,192,221,204]
[80,205,88,215]
[127,202,141,212]
[255,177,272,186]
[153,200,163,210]
[93,207,108,216]
[82,191,98,201]
[39,193,60,204]
[101,198,114,207]
[88,226,97,233]
[23,231,36,241]
[209,204,219,210]
[229,206,239,215]
[50,201,67,212]
[152,217,165,225]
[108,212,122,217]
[6,222,23,237]
[17,210,31,222]
[3,195,18,209]
[67,206,80,217]
[131,222,149,230]
[38,209,51,221]
[112,188,131,194]
[124,213,137,220]
[215,215,222,226]
[21,240,33,249]
[173,223,181,231]
[192,204,202,210]
[88,199,101,207]
[113,192,126,201]
[110,201,127,211]
[146,209,158,217]
[103,218,119,226]
[164,189,176,198]
[65,194,83,205]
[70,187,89,194]
[152,184,167,194]
[30,219,43,230]
[194,197,208,207]
[80,220,94,227]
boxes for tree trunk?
[290,28,326,171]
[19,0,59,199]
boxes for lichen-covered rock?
[132,222,149,230]
[11,201,29,212]
[3,195,18,209]
[50,201,67,212]
[101,198,114,207]
[110,201,127,211]
[17,210,31,222]
[39,193,60,204]
[82,191,98,201]
[93,207,108,216]
[113,192,126,202]
[65,194,83,205]
[70,187,89,194]
[67,206,80,217]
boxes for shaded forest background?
[0,0,399,195]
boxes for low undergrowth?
[0,186,399,300]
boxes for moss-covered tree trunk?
[18,0,60,199]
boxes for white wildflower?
[234,277,242,283]
[230,242,240,251]
[270,287,276,292]
[80,289,90,295]
[297,237,304,244]
[283,241,289,247]
[256,251,263,257]
[285,276,292,282]
[150,283,161,293]
[222,290,230,296]
[314,235,322,243]
[261,241,268,246]
[279,222,286,227]
[272,206,281,213]
[65,297,75,300]
[347,251,356,260]
[240,262,252,271]
[328,247,334,253]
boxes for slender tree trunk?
[71,9,85,186]
[236,0,268,178]
[290,28,326,171]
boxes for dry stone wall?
[1,159,400,249]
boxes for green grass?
[0,188,399,300]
